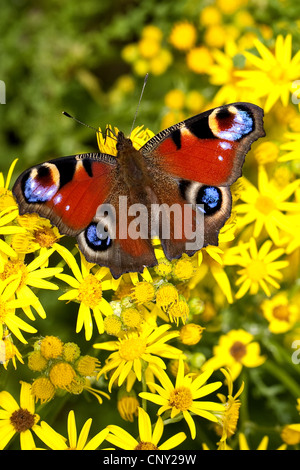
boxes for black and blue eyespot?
[196,186,222,216]
[22,165,59,204]
[85,222,112,251]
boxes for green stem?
[263,359,300,399]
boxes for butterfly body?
[116,131,153,204]
[13,102,265,278]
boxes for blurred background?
[0,0,299,176]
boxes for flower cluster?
[1,0,300,451]
[27,335,109,405]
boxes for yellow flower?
[238,432,287,450]
[0,250,63,320]
[214,368,244,449]
[142,25,163,42]
[0,159,18,211]
[216,0,247,14]
[0,382,40,450]
[235,166,300,244]
[204,24,229,49]
[164,89,185,110]
[121,306,143,329]
[56,251,113,340]
[200,6,222,27]
[31,377,56,404]
[107,407,187,450]
[202,329,266,380]
[190,221,236,304]
[179,323,205,346]
[117,390,139,422]
[40,335,64,359]
[12,215,62,259]
[0,330,24,369]
[138,36,161,59]
[0,276,37,343]
[95,323,183,392]
[104,314,123,336]
[149,49,173,75]
[168,296,190,326]
[254,141,279,165]
[261,293,299,334]
[27,350,48,372]
[140,358,224,439]
[225,238,289,298]
[97,124,154,155]
[34,410,109,450]
[185,90,205,113]
[186,46,213,74]
[236,34,300,112]
[155,282,179,311]
[49,362,76,390]
[75,355,100,376]
[131,281,155,304]
[172,256,195,281]
[279,131,300,162]
[169,21,197,51]
[281,424,300,445]
[153,257,173,277]
[0,207,26,262]
[62,341,81,362]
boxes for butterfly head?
[116,131,134,152]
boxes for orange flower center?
[169,386,193,411]
[255,195,276,215]
[272,305,290,321]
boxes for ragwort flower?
[139,357,224,439]
[261,293,299,334]
[0,159,18,211]
[0,249,63,320]
[0,276,37,344]
[0,207,26,263]
[202,329,266,380]
[225,238,289,298]
[0,330,24,369]
[56,251,113,340]
[106,406,187,450]
[34,410,109,450]
[169,21,197,51]
[279,131,300,162]
[236,34,300,112]
[214,368,244,449]
[235,165,300,245]
[95,323,183,392]
[0,382,40,450]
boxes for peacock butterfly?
[12,101,265,279]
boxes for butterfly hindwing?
[76,189,157,278]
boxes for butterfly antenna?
[62,111,118,141]
[130,73,149,137]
